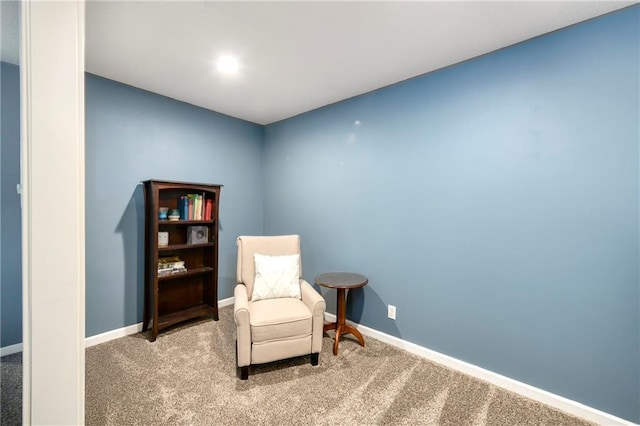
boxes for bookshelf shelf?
[158,266,214,281]
[158,242,215,251]
[157,304,217,330]
[159,219,214,225]
[142,179,223,341]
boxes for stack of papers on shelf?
[158,257,187,276]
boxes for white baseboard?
[218,296,235,308]
[324,313,635,426]
[85,322,144,348]
[0,342,23,357]
[85,296,235,348]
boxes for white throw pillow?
[252,253,301,301]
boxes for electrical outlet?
[387,304,396,320]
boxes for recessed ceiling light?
[216,55,239,74]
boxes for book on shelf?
[195,194,202,220]
[179,196,188,220]
[205,199,212,220]
[158,267,187,277]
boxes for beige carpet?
[85,305,595,425]
[0,352,21,426]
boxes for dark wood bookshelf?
[142,179,223,341]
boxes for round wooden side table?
[314,272,368,355]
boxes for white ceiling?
[2,1,635,125]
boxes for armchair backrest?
[236,235,302,299]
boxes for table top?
[314,272,368,290]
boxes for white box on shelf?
[158,232,169,247]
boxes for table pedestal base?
[323,322,365,356]
[324,287,365,355]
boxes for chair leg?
[311,352,319,366]
[240,366,249,380]
[235,340,249,380]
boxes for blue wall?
[263,7,639,423]
[0,62,22,348]
[85,75,264,336]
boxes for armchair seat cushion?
[250,298,312,343]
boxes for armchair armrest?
[300,279,326,354]
[300,280,325,314]
[234,284,251,367]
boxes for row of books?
[158,256,187,277]
[178,194,213,221]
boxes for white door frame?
[20,1,85,424]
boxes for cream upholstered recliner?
[234,235,326,380]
